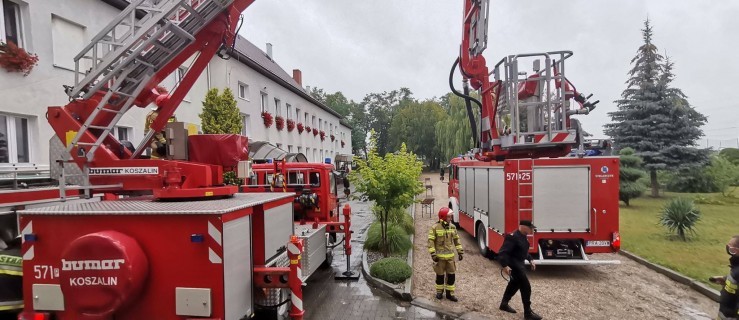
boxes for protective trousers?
[433,259,456,294]
[502,264,531,313]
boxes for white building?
[0,0,351,166]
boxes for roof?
[231,36,351,128]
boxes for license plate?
[586,240,610,247]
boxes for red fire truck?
[14,0,355,319]
[446,0,620,265]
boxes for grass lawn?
[620,192,739,289]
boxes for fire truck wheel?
[321,249,334,268]
[254,290,290,320]
[476,223,491,258]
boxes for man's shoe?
[435,292,443,300]
[524,310,543,320]
[445,292,458,302]
[499,303,517,313]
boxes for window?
[319,118,322,131]
[330,172,337,194]
[304,112,309,124]
[309,171,320,186]
[51,15,87,71]
[260,92,268,112]
[114,126,132,141]
[287,145,293,153]
[173,67,189,101]
[312,115,316,127]
[274,98,281,116]
[240,113,250,136]
[296,108,301,122]
[2,0,23,47]
[286,104,292,120]
[276,143,283,150]
[287,171,304,185]
[297,146,302,154]
[238,82,249,100]
[0,114,30,164]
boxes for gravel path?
[412,173,716,320]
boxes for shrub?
[660,198,700,241]
[365,221,412,255]
[666,167,719,193]
[370,257,412,284]
[618,148,647,205]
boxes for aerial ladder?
[48,0,255,199]
[453,0,600,161]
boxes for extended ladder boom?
[455,0,599,161]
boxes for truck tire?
[476,223,490,258]
[321,249,334,269]
[254,290,291,320]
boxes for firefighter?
[498,220,542,320]
[709,235,739,320]
[144,96,177,159]
[427,207,463,302]
[0,234,22,314]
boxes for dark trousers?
[502,265,531,312]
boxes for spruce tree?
[605,20,707,197]
[618,147,647,206]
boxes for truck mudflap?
[526,244,621,266]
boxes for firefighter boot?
[435,275,445,299]
[524,310,543,320]
[445,274,458,302]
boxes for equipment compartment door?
[532,166,590,231]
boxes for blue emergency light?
[324,158,332,164]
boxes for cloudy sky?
[241,1,739,146]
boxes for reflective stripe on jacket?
[427,220,463,259]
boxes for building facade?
[0,0,351,166]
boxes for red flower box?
[261,111,273,128]
[287,119,296,132]
[275,116,285,131]
[312,128,319,136]
[330,134,335,142]
[0,41,39,76]
[320,131,326,141]
[341,140,346,148]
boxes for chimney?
[292,69,303,86]
[266,43,273,60]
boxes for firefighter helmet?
[438,207,451,221]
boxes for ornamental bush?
[365,221,412,255]
[370,257,412,284]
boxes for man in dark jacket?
[497,220,542,320]
[710,235,739,320]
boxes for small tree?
[349,130,423,257]
[199,88,242,135]
[619,147,647,206]
[706,155,739,196]
[660,197,700,241]
[199,88,242,185]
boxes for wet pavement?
[301,196,450,320]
